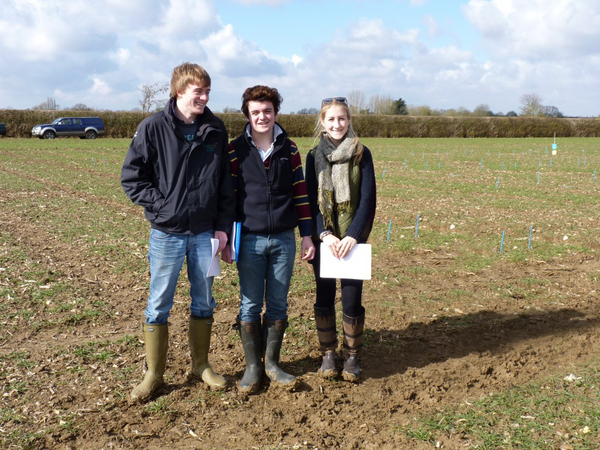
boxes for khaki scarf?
[315,131,358,233]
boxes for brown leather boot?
[342,313,364,382]
[314,306,339,378]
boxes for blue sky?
[0,0,599,116]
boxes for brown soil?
[1,182,600,450]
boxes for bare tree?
[369,94,395,115]
[139,82,169,114]
[33,97,59,110]
[70,103,92,111]
[520,93,544,117]
[347,90,366,115]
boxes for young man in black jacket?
[121,62,235,402]
[223,85,315,393]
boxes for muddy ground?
[1,168,600,450]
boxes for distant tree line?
[26,89,570,118]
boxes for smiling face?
[321,104,349,144]
[176,83,210,121]
[246,100,277,137]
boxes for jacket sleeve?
[214,135,236,233]
[345,147,377,242]
[120,123,165,212]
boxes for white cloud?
[463,0,600,61]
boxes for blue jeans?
[237,230,296,322]
[145,228,216,324]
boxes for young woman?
[305,97,376,382]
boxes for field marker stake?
[104,157,107,166]
[500,230,505,253]
[537,172,540,184]
[515,162,517,170]
[480,159,483,170]
[426,162,429,171]
[404,159,407,170]
[387,219,392,242]
[594,170,596,182]
[438,161,441,170]
[528,225,533,250]
[578,158,580,168]
[550,158,552,168]
[495,177,500,191]
[488,150,491,156]
[91,157,94,165]
[415,214,420,238]
[382,168,386,180]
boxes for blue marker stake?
[515,162,517,170]
[91,157,94,165]
[502,162,505,171]
[438,161,441,170]
[495,177,500,191]
[104,157,107,166]
[578,158,580,168]
[594,170,596,182]
[528,225,533,250]
[382,168,386,180]
[500,230,505,254]
[404,159,407,170]
[550,158,552,168]
[422,151,425,159]
[387,219,392,242]
[538,172,540,184]
[415,214,420,238]
[480,159,483,170]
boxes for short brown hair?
[170,62,211,98]
[241,85,283,118]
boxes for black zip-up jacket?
[121,99,235,234]
[228,124,312,236]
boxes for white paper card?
[319,243,371,280]
[206,239,221,277]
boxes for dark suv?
[31,117,105,139]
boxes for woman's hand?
[337,236,357,259]
[322,234,341,259]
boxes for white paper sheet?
[206,238,221,277]
[319,243,371,280]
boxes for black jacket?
[228,124,312,236]
[121,99,235,234]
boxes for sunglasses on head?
[321,97,348,105]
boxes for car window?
[58,119,70,126]
[72,119,83,126]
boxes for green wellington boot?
[131,323,168,402]
[189,316,226,389]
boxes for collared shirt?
[245,124,284,161]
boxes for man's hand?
[221,245,233,264]
[214,230,228,254]
[301,236,315,261]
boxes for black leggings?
[310,242,365,318]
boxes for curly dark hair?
[241,85,283,118]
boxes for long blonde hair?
[314,99,364,162]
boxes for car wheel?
[43,130,56,139]
[85,130,98,140]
